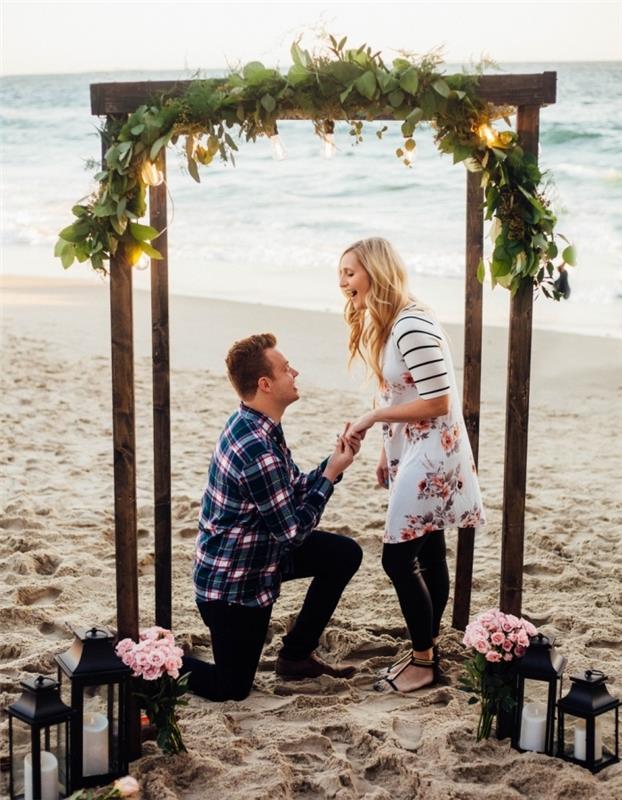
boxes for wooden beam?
[452,169,484,631]
[499,105,539,616]
[105,125,141,762]
[149,154,172,630]
[90,72,557,116]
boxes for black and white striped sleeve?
[393,315,451,399]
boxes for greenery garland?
[56,35,575,298]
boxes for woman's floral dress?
[380,304,486,542]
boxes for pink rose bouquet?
[68,774,140,799]
[459,609,537,741]
[116,627,189,755]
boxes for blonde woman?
[339,237,485,693]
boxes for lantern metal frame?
[557,669,620,773]
[512,632,567,755]
[55,626,131,791]
[7,675,72,800]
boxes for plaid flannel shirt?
[194,404,335,607]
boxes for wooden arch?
[90,70,556,642]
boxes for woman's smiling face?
[339,251,371,311]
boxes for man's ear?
[257,376,271,393]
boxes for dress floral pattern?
[380,305,486,542]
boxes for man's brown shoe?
[275,653,357,680]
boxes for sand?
[1,274,621,799]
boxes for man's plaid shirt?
[194,404,335,607]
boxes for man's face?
[263,348,300,406]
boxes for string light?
[478,123,497,147]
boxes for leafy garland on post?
[56,36,575,298]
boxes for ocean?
[1,62,621,337]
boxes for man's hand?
[323,434,355,483]
[376,446,389,489]
[342,421,364,456]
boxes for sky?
[1,0,621,76]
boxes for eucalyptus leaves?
[56,35,574,297]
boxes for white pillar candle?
[519,702,548,752]
[24,750,58,800]
[82,711,109,776]
[574,719,603,761]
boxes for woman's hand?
[376,447,389,489]
[345,411,377,446]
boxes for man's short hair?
[225,333,277,400]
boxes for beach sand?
[1,274,621,799]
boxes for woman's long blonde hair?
[341,237,414,386]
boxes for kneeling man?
[184,333,362,701]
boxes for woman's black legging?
[381,530,449,651]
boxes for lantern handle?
[585,669,605,680]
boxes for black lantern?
[512,633,567,755]
[557,669,620,773]
[55,627,131,791]
[7,675,72,800]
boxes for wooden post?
[499,105,540,616]
[149,153,172,629]
[104,126,141,759]
[452,170,484,630]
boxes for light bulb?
[478,124,497,147]
[135,253,151,271]
[322,133,336,159]
[270,134,286,161]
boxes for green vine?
[56,35,575,298]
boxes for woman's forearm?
[372,395,450,424]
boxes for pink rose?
[491,632,505,646]
[502,639,513,652]
[475,639,489,654]
[485,651,502,663]
[515,645,526,658]
[503,653,513,661]
[517,631,530,647]
[113,775,140,797]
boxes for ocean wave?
[541,126,604,145]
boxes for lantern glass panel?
[11,719,67,800]
[80,682,123,777]
[10,717,29,799]
[562,712,615,765]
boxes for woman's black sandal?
[378,644,442,682]
[372,654,438,693]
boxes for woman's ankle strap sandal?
[372,653,437,693]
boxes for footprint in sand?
[391,717,422,751]
[17,586,62,606]
[178,528,198,539]
[38,621,68,639]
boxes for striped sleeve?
[393,314,451,399]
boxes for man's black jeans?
[183,530,362,701]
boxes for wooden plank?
[499,105,539,616]
[104,128,141,761]
[149,153,172,630]
[452,169,484,631]
[90,72,557,115]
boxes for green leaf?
[432,78,451,98]
[452,144,472,164]
[243,61,266,79]
[476,258,485,284]
[388,89,405,108]
[131,124,145,135]
[354,70,377,100]
[338,36,347,50]
[260,93,276,112]
[72,205,88,218]
[392,57,411,72]
[59,222,89,242]
[399,68,419,96]
[140,241,163,260]
[61,244,76,269]
[287,64,310,86]
[128,222,159,241]
[562,245,577,266]
[150,134,170,160]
